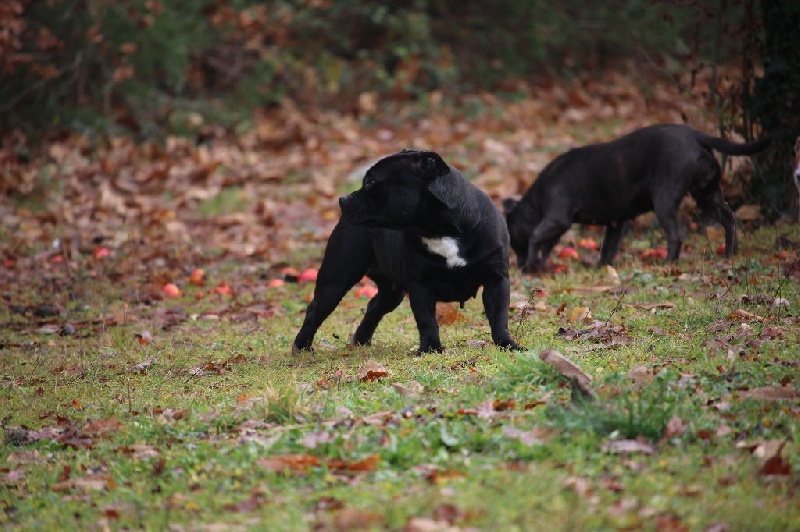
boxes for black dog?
[293,149,521,354]
[504,124,770,271]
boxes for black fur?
[293,149,521,354]
[504,124,770,271]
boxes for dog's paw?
[496,338,523,351]
[291,343,312,356]
[417,343,444,355]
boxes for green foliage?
[0,0,753,137]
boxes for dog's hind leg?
[690,162,738,256]
[351,279,404,346]
[598,221,625,266]
[482,274,521,350]
[407,285,441,354]
[292,223,373,354]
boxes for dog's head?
[502,197,531,267]
[339,149,454,230]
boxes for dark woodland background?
[1,0,798,216]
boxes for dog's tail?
[694,131,771,156]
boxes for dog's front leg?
[599,222,625,266]
[407,286,442,354]
[525,218,570,272]
[654,203,684,261]
[482,274,522,350]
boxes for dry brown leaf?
[332,507,382,530]
[52,474,116,492]
[501,425,557,446]
[729,308,765,322]
[130,357,156,373]
[327,454,380,473]
[539,349,595,399]
[628,302,675,311]
[663,415,687,439]
[738,386,799,401]
[568,306,592,324]
[82,417,122,437]
[391,381,424,397]
[435,302,465,325]
[357,360,389,382]
[258,454,322,474]
[760,455,792,478]
[601,439,655,454]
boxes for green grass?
[2,224,799,530]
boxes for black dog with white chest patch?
[504,124,770,272]
[292,149,521,354]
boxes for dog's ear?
[502,198,519,216]
[413,151,450,180]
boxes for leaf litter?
[1,69,799,530]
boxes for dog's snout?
[339,195,350,209]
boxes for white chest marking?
[421,237,467,268]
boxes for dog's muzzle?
[339,194,374,226]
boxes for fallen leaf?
[327,454,380,473]
[82,417,121,437]
[729,308,765,322]
[435,302,464,325]
[7,450,43,464]
[358,360,389,382]
[392,381,424,397]
[134,331,154,346]
[601,439,655,454]
[222,492,267,513]
[628,302,675,311]
[501,425,555,445]
[568,306,592,325]
[663,415,687,439]
[118,444,160,460]
[606,265,621,285]
[563,475,593,497]
[760,455,792,478]
[35,325,60,335]
[130,357,156,373]
[539,349,594,400]
[738,386,799,401]
[332,508,382,530]
[52,474,116,492]
[258,454,322,474]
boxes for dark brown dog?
[504,124,770,271]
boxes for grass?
[1,223,799,530]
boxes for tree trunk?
[749,0,800,218]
